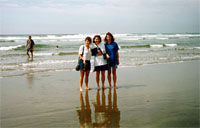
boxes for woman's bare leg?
[107,69,112,88]
[80,70,84,91]
[26,51,30,58]
[96,71,100,90]
[85,70,91,90]
[31,51,33,58]
[112,68,117,89]
[101,71,106,89]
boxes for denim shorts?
[108,64,118,69]
[80,60,91,71]
[27,48,33,52]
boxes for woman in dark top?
[104,32,119,89]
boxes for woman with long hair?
[104,32,120,89]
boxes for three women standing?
[78,32,119,91]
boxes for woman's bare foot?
[80,88,83,91]
[114,85,118,89]
[109,85,112,89]
[97,86,100,90]
[85,87,91,90]
[102,86,106,90]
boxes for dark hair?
[28,36,31,38]
[85,36,92,43]
[104,32,115,42]
[93,35,102,43]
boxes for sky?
[0,0,199,34]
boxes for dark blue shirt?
[104,42,119,65]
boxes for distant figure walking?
[25,36,35,58]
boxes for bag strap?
[95,43,104,54]
[81,45,85,56]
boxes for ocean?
[0,33,200,78]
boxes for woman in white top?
[92,35,109,89]
[79,37,92,91]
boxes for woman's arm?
[116,51,119,65]
[79,54,86,64]
[78,45,85,64]
[32,45,34,51]
[25,41,27,50]
[79,54,84,61]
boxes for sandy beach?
[1,60,199,127]
[1,0,199,127]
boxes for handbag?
[75,46,84,71]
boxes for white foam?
[181,55,200,60]
[34,53,59,56]
[118,65,136,68]
[179,47,197,50]
[0,37,27,40]
[120,37,140,41]
[1,65,19,69]
[119,50,128,53]
[164,44,177,47]
[157,38,168,40]
[113,34,128,37]
[30,34,92,42]
[0,45,22,51]
[67,39,84,42]
[22,60,77,67]
[0,33,199,42]
[135,49,149,52]
[150,45,163,48]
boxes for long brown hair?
[104,32,115,43]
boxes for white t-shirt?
[92,43,107,66]
[79,45,91,61]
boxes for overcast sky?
[0,0,199,34]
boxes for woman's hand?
[116,51,119,65]
[117,59,120,65]
[106,54,110,59]
[83,60,86,65]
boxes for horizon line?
[0,32,200,35]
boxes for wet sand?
[1,61,199,127]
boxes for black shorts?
[80,60,91,71]
[94,64,109,71]
[27,49,33,52]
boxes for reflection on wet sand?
[76,89,120,127]
[77,91,93,127]
[26,58,34,87]
[26,72,34,87]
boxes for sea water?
[0,33,200,77]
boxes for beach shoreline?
[1,60,199,127]
[1,33,200,78]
